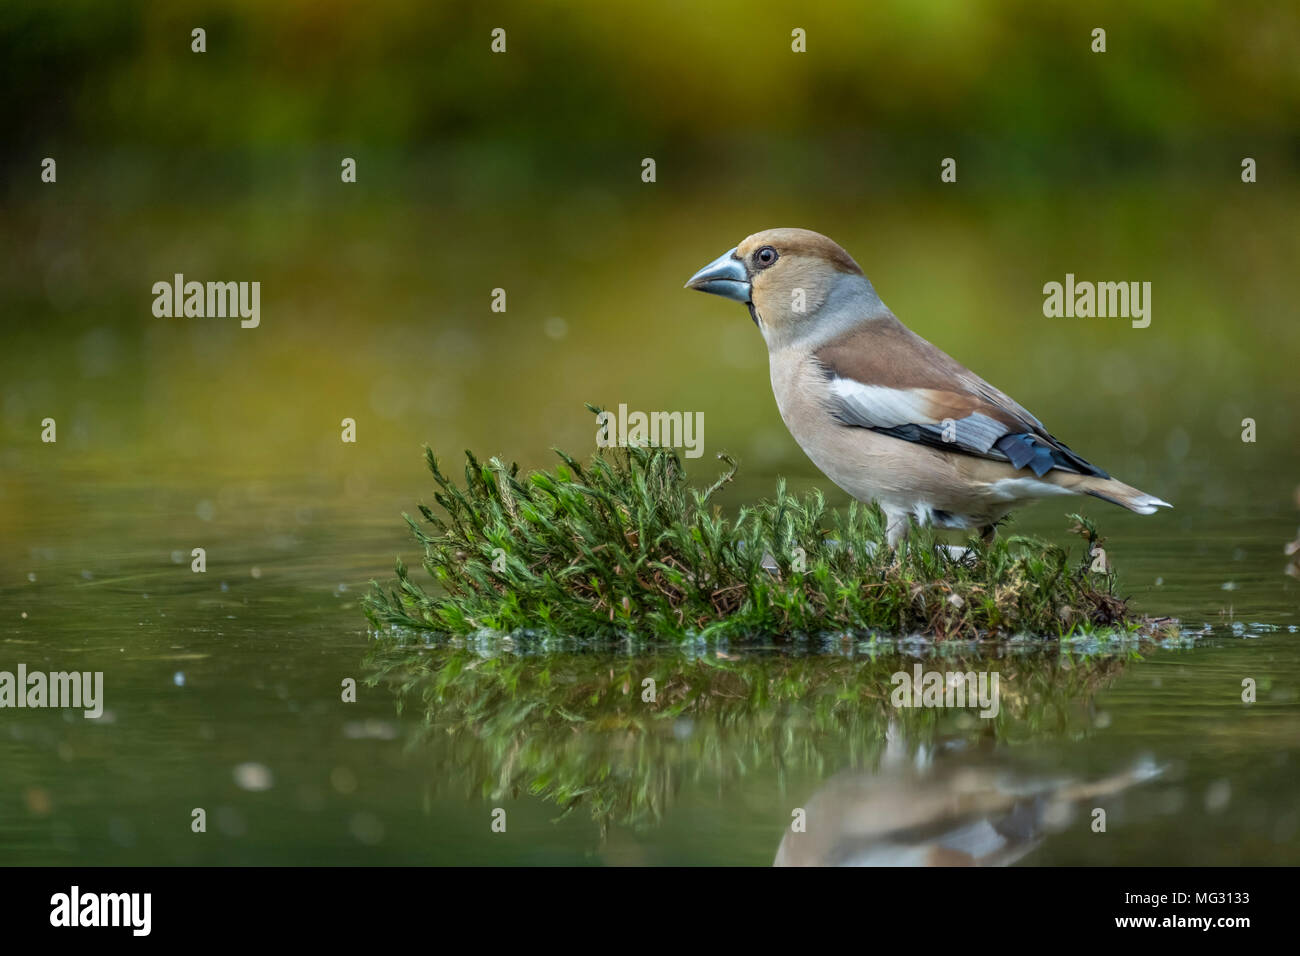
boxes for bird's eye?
[754,246,779,268]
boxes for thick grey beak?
[684,247,750,303]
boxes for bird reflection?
[776,723,1160,866]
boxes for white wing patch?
[826,377,1009,454]
[827,378,933,427]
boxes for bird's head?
[685,228,878,347]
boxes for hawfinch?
[773,747,1162,866]
[686,228,1171,547]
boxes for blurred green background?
[3,0,1298,513]
[1,0,1299,865]
[2,0,1300,515]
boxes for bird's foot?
[939,544,975,562]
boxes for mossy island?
[364,409,1175,644]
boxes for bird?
[685,227,1171,548]
[773,728,1163,866]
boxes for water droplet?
[350,812,385,845]
[233,762,273,792]
[1205,779,1231,813]
[330,767,358,794]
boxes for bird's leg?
[937,523,997,565]
[939,543,976,563]
[884,510,910,560]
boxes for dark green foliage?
[362,640,1134,829]
[364,426,1162,641]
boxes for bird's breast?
[768,349,895,498]
[766,349,997,519]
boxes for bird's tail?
[1058,474,1172,515]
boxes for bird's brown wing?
[813,315,1108,478]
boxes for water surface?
[2,458,1297,865]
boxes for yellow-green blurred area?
[2,0,1300,553]
[6,0,1300,149]
[3,0,1299,498]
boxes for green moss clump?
[363,426,1158,642]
